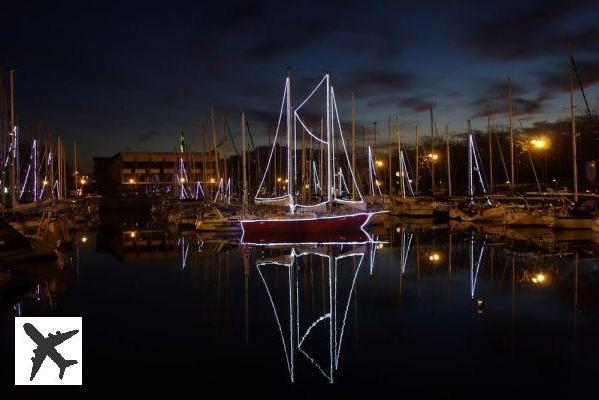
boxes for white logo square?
[14,317,83,385]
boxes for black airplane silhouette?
[23,322,79,381]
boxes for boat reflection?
[250,229,382,383]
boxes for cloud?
[343,69,416,97]
[463,0,598,60]
[538,57,599,95]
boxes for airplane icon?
[23,322,79,381]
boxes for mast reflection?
[251,233,381,383]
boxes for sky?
[2,0,599,169]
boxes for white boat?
[503,206,555,227]
[195,207,241,233]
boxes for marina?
[2,0,599,396]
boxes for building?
[93,151,219,194]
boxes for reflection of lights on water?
[475,298,484,314]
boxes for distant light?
[284,178,289,184]
[530,136,550,150]
[304,184,309,189]
[375,160,384,167]
[179,177,186,183]
[81,236,88,243]
[80,178,87,185]
[395,171,400,177]
[427,153,439,161]
[129,178,135,184]
[277,177,282,183]
[376,243,384,249]
[428,252,442,264]
[210,178,216,184]
[531,272,547,285]
[375,179,382,187]
[129,231,136,239]
[42,180,49,186]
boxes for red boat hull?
[241,213,372,236]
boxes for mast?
[10,70,16,212]
[351,92,356,200]
[388,117,392,195]
[487,110,493,192]
[286,69,293,206]
[508,77,514,191]
[210,107,220,181]
[74,141,78,192]
[468,120,473,198]
[415,125,419,195]
[241,112,248,214]
[446,124,452,197]
[569,48,578,201]
[430,107,435,195]
[326,73,332,206]
[397,117,404,197]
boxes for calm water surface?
[2,214,599,397]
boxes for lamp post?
[530,136,550,191]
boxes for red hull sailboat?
[241,212,372,235]
[241,72,374,238]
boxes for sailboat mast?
[74,141,78,192]
[242,112,248,214]
[286,70,293,205]
[326,73,332,205]
[351,92,356,200]
[446,124,452,197]
[210,107,220,182]
[430,108,435,195]
[9,69,16,213]
[397,118,405,198]
[569,49,578,201]
[508,77,514,191]
[388,117,392,195]
[487,110,493,192]
[415,125,419,195]
[468,120,473,198]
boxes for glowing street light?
[530,136,550,150]
[129,178,135,184]
[210,177,216,184]
[427,153,439,162]
[42,180,49,186]
[375,160,384,167]
[531,272,547,285]
[179,177,186,184]
[428,251,442,264]
[81,236,88,243]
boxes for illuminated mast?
[326,73,332,208]
[286,68,293,210]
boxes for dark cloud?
[343,69,415,97]
[464,0,598,60]
[398,96,436,112]
[538,57,599,95]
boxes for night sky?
[2,0,599,168]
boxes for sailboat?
[241,73,375,236]
[448,122,507,222]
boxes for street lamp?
[530,136,551,189]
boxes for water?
[2,215,599,397]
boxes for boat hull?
[241,213,372,235]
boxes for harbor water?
[2,213,599,397]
